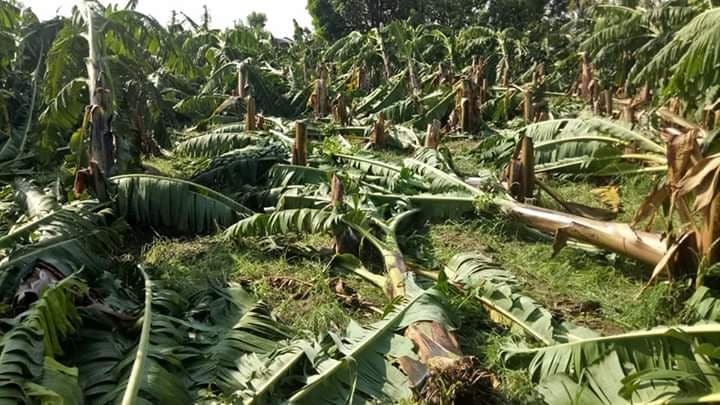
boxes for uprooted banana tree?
[224,173,487,400]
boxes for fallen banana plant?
[1,180,119,302]
[403,151,670,266]
[271,148,670,268]
[0,277,87,404]
[225,174,487,401]
[445,252,599,345]
[111,174,253,234]
[479,116,668,176]
[505,323,720,404]
[287,284,444,404]
[191,143,289,188]
[227,281,479,404]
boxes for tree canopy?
[307,0,572,40]
[246,11,267,30]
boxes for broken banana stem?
[354,226,470,390]
[498,199,667,265]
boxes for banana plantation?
[1,0,720,403]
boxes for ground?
[140,137,684,403]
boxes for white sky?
[21,0,313,37]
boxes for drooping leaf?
[191,143,288,188]
[225,208,340,240]
[0,277,87,404]
[506,324,720,404]
[176,131,262,158]
[111,174,253,234]
[287,285,442,404]
[446,252,598,345]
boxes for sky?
[21,0,313,37]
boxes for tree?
[412,0,485,27]
[307,0,347,39]
[307,0,487,40]
[482,0,563,31]
[581,2,700,95]
[246,11,267,30]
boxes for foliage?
[0,277,87,404]
[446,252,599,345]
[634,7,720,103]
[507,324,720,404]
[478,117,667,175]
[112,174,253,234]
[1,1,719,404]
[246,12,268,31]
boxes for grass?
[141,234,386,335]
[143,155,200,178]
[427,218,682,332]
[480,333,538,403]
[444,137,487,176]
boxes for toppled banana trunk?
[382,231,486,401]
[502,200,667,265]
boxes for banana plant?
[478,116,667,175]
[264,144,670,268]
[505,323,720,404]
[0,277,87,404]
[40,1,177,172]
[226,281,454,404]
[288,284,443,404]
[111,174,253,234]
[633,6,720,104]
[0,180,119,302]
[582,3,700,93]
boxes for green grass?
[141,235,386,335]
[426,218,682,333]
[480,332,538,403]
[444,138,487,176]
[143,155,200,178]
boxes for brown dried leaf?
[677,154,720,212]
[632,184,669,227]
[666,130,702,186]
